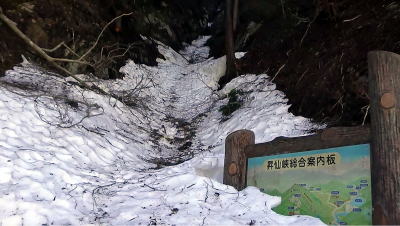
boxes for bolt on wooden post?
[223,130,255,191]
[368,51,400,225]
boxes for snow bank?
[191,74,322,182]
[0,37,324,225]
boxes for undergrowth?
[219,89,243,118]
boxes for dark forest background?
[1,0,399,126]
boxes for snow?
[0,36,324,225]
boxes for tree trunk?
[223,130,255,191]
[368,51,400,225]
[232,0,239,32]
[224,0,237,83]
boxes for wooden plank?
[245,126,370,158]
[223,130,255,190]
[368,51,400,225]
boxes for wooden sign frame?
[223,126,370,191]
[223,126,371,225]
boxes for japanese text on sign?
[263,152,340,171]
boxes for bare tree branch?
[0,9,94,87]
[42,41,80,58]
[79,12,134,61]
[0,9,137,97]
[0,7,157,114]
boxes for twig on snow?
[142,183,167,191]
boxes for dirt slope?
[239,0,400,126]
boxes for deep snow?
[0,36,324,225]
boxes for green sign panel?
[247,144,372,225]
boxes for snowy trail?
[155,40,216,121]
[0,36,325,225]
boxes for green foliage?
[219,89,243,117]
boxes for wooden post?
[223,130,255,190]
[368,51,400,225]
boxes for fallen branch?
[0,8,134,97]
[0,7,159,112]
[0,8,92,87]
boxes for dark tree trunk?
[224,0,237,83]
[368,51,400,225]
[232,0,239,32]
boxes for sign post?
[368,51,400,224]
[223,129,255,191]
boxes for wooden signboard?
[223,50,400,225]
[224,127,371,225]
[248,128,371,225]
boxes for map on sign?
[247,144,372,225]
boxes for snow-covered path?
[0,37,324,225]
[152,40,218,123]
